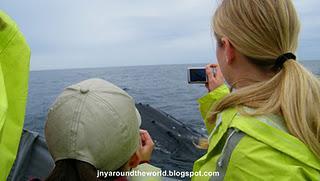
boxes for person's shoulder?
[135,163,161,172]
[129,164,161,181]
[228,135,320,180]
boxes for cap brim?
[135,108,142,127]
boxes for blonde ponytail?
[280,60,320,158]
[210,0,320,158]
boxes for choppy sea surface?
[25,61,320,135]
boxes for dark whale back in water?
[137,103,206,172]
[8,104,206,180]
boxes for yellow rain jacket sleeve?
[0,11,30,180]
[197,84,230,134]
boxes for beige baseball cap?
[45,78,141,171]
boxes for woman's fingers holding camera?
[206,64,224,92]
[205,65,216,92]
[208,64,218,68]
[206,64,215,81]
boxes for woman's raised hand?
[205,64,224,92]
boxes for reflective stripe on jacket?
[192,84,320,181]
[0,11,30,180]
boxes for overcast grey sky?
[1,0,319,70]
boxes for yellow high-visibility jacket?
[193,84,320,181]
[0,11,30,180]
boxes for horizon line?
[30,59,320,72]
[30,62,210,72]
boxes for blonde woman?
[193,0,320,180]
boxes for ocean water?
[25,64,208,135]
[25,61,320,135]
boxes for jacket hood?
[0,10,30,180]
[0,11,30,131]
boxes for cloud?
[1,0,217,70]
[293,0,320,60]
[0,0,319,70]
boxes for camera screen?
[190,69,206,82]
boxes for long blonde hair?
[209,0,320,158]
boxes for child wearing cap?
[44,78,159,181]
